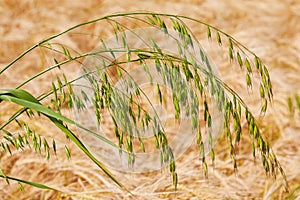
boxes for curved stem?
[1,11,260,76]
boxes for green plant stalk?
[0,12,263,76]
[0,174,58,191]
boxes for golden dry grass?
[0,0,299,199]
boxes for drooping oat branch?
[0,12,288,193]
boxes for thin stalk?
[1,12,259,76]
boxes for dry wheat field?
[0,0,299,199]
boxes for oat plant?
[0,12,288,194]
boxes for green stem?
[1,12,259,76]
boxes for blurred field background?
[0,0,299,199]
